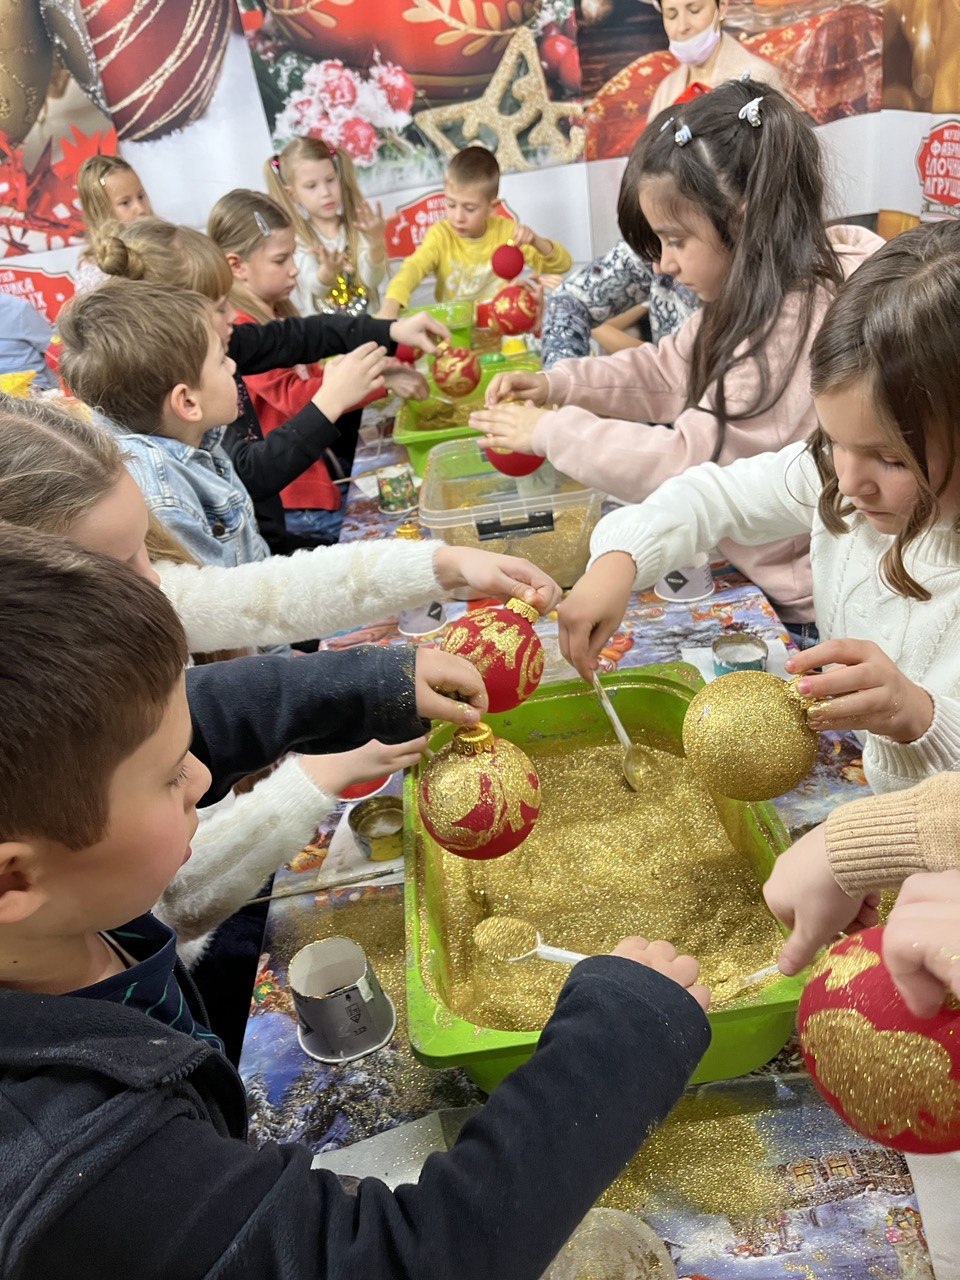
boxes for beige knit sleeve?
[826,771,960,894]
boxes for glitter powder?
[813,938,882,992]
[473,915,539,962]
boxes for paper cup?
[348,796,405,862]
[289,937,396,1064]
[376,463,418,514]
[653,553,714,602]
[397,599,448,637]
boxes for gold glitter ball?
[682,671,817,801]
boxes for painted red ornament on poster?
[484,446,544,477]
[489,283,538,335]
[418,722,541,859]
[492,242,524,281]
[433,346,481,398]
[441,597,543,713]
[266,0,540,101]
[74,0,232,140]
[798,928,960,1154]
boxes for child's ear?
[224,251,247,281]
[165,383,203,426]
[0,842,49,925]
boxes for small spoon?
[592,672,652,791]
[714,963,781,1003]
[507,932,586,966]
[473,916,585,966]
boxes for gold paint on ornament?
[812,938,882,992]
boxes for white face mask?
[669,14,721,66]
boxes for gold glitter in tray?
[422,742,784,1032]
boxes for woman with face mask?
[648,0,783,119]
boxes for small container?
[339,776,391,802]
[394,519,448,635]
[377,463,418,514]
[712,632,769,676]
[288,936,397,1063]
[653,552,714,602]
[348,795,405,862]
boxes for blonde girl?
[75,155,153,293]
[264,136,387,314]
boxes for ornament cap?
[505,597,540,624]
[452,722,495,755]
[395,520,422,541]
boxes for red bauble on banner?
[72,0,231,140]
[798,928,960,1154]
[485,446,544,478]
[489,283,538,335]
[433,346,481,398]
[418,723,541,859]
[491,242,525,281]
[266,0,539,101]
[441,597,543,713]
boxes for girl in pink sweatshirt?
[472,79,882,630]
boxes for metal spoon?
[592,672,652,791]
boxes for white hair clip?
[738,96,764,128]
[674,123,693,147]
[659,115,675,134]
[253,211,271,237]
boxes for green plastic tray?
[404,664,805,1093]
[407,298,475,346]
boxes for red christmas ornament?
[484,447,544,478]
[418,722,541,859]
[394,343,422,364]
[540,31,572,76]
[798,928,960,1154]
[266,0,538,101]
[440,597,543,714]
[75,0,231,141]
[559,45,582,95]
[433,346,481,398]
[489,284,538,336]
[492,242,525,281]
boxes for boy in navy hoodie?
[0,526,711,1280]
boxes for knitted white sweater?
[590,441,960,795]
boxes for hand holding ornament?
[484,369,550,407]
[432,545,562,613]
[557,552,637,682]
[389,311,451,356]
[298,735,429,797]
[472,401,548,455]
[884,870,960,1018]
[381,362,429,401]
[763,823,882,976]
[610,937,711,1011]
[786,639,934,743]
[415,647,488,725]
[312,343,386,422]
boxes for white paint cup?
[653,552,714,603]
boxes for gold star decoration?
[415,26,584,172]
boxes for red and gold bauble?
[491,241,525,281]
[798,928,960,1154]
[489,283,538,335]
[484,446,544,478]
[418,722,541,859]
[265,0,539,101]
[74,0,231,140]
[433,345,481,398]
[440,597,543,714]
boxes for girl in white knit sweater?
[560,219,960,797]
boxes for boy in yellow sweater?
[378,146,572,318]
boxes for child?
[378,145,573,318]
[0,525,711,1277]
[208,189,421,545]
[265,136,388,314]
[0,292,55,389]
[95,216,440,553]
[473,80,882,633]
[75,154,153,293]
[559,219,960,797]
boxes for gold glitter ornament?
[418,722,542,859]
[322,273,368,317]
[682,670,817,801]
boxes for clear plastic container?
[418,438,601,589]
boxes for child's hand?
[389,312,451,355]
[471,402,549,455]
[610,936,711,1011]
[884,869,960,1017]
[432,546,562,613]
[557,552,637,681]
[382,362,429,400]
[312,343,387,421]
[785,640,934,744]
[484,369,549,407]
[510,225,535,248]
[535,273,565,291]
[315,244,352,287]
[415,647,488,725]
[298,737,429,796]
[763,823,882,975]
[355,199,387,247]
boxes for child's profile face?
[104,170,153,224]
[212,294,235,347]
[69,468,158,585]
[289,158,341,221]
[639,176,731,301]
[815,379,920,534]
[37,676,210,936]
[195,326,240,434]
[237,227,300,307]
[444,181,498,240]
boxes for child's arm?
[229,312,397,374]
[160,542,561,654]
[27,948,710,1278]
[382,224,443,311]
[511,223,573,276]
[884,869,960,1016]
[355,199,389,293]
[541,244,657,368]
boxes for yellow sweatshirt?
[385,215,572,308]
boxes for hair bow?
[737,97,764,128]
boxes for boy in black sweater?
[0,528,712,1279]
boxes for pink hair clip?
[270,155,281,173]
